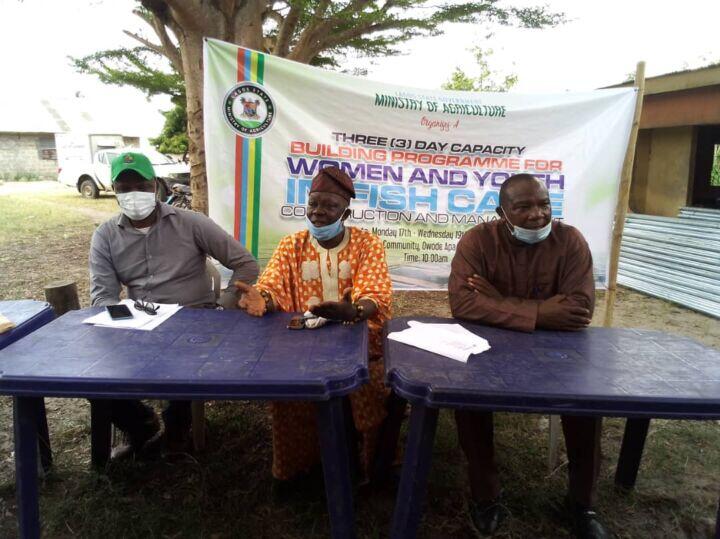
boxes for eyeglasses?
[134,298,158,316]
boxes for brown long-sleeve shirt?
[448,220,595,332]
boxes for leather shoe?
[110,419,162,462]
[468,498,505,536]
[109,443,136,462]
[572,507,610,539]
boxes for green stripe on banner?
[251,52,265,258]
[257,50,265,83]
[252,139,262,257]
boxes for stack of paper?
[0,313,15,334]
[82,300,182,331]
[387,320,490,363]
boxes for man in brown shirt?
[448,174,608,539]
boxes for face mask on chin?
[116,191,157,221]
[501,207,552,244]
[306,216,345,242]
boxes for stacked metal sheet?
[678,206,720,222]
[617,208,720,318]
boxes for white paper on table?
[82,299,182,331]
[387,321,490,363]
[302,310,327,329]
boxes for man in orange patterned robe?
[236,166,393,482]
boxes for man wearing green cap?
[89,151,259,459]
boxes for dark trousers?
[455,410,602,508]
[105,399,192,446]
[97,303,216,446]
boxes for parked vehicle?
[166,183,192,209]
[57,147,190,199]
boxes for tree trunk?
[178,31,208,215]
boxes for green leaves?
[150,104,189,155]
[442,45,518,93]
[70,47,184,100]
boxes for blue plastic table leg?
[317,396,356,539]
[90,400,112,468]
[371,391,407,485]
[36,399,52,473]
[390,403,439,539]
[14,396,41,539]
[615,418,651,489]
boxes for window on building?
[711,144,720,187]
[36,135,57,161]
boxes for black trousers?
[455,410,602,508]
[102,399,192,446]
[93,301,224,446]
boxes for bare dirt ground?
[0,182,718,538]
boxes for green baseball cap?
[111,152,156,183]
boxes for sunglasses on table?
[134,298,158,316]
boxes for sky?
[0,0,718,133]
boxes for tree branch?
[132,8,183,75]
[288,0,332,59]
[274,2,301,57]
[123,30,166,58]
[264,7,283,26]
[290,0,379,61]
[232,0,267,49]
[150,17,183,74]
[144,0,211,33]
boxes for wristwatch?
[343,302,365,325]
[259,289,272,312]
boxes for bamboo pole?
[603,62,646,327]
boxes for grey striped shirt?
[90,203,259,307]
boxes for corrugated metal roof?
[605,63,720,95]
[0,94,163,136]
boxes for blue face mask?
[306,216,345,241]
[501,208,552,244]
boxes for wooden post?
[547,415,562,471]
[603,62,646,328]
[43,280,80,316]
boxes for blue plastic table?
[0,307,368,539]
[384,317,720,539]
[0,300,55,473]
[0,301,55,350]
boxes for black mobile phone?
[106,304,133,320]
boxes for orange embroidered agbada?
[255,226,392,480]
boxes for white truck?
[57,146,190,200]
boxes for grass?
[0,172,44,182]
[0,186,719,538]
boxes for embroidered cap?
[309,166,355,202]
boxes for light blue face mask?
[501,208,552,244]
[306,216,345,241]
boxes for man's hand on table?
[537,294,591,331]
[236,281,267,316]
[217,288,240,310]
[310,288,356,321]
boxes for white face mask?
[116,191,156,221]
[501,207,552,244]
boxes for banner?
[204,38,636,289]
